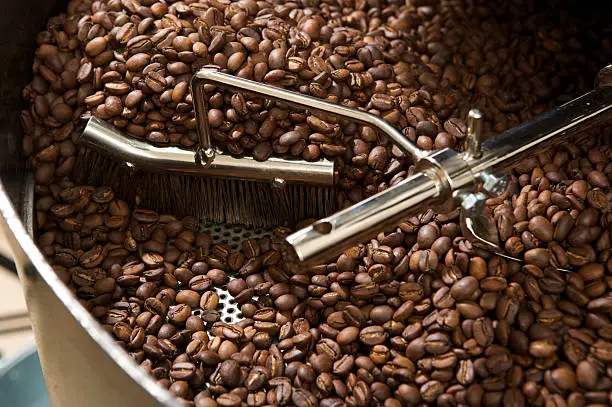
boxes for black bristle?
[75,146,336,227]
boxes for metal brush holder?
[76,66,612,265]
[81,68,430,182]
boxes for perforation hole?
[196,223,273,325]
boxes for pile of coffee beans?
[22,0,610,208]
[19,0,612,406]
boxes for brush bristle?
[75,147,336,227]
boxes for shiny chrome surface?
[286,171,441,267]
[467,85,612,175]
[465,109,484,160]
[191,69,427,162]
[82,117,336,186]
[416,148,477,208]
[287,69,612,265]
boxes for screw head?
[272,178,287,189]
[195,148,215,167]
[460,192,486,217]
[481,172,509,197]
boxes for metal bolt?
[272,178,287,189]
[122,161,138,175]
[460,192,486,217]
[466,109,484,159]
[479,171,509,197]
[195,147,215,167]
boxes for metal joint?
[415,148,480,213]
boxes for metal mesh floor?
[199,223,272,325]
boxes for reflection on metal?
[287,67,612,265]
[191,69,427,163]
[459,210,573,272]
[0,180,180,406]
[81,117,335,187]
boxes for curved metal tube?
[287,84,612,265]
[81,117,336,186]
[191,69,427,163]
[468,86,612,175]
[286,171,442,266]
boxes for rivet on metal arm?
[464,108,509,197]
[479,172,509,197]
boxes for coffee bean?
[170,362,196,380]
[451,277,478,300]
[591,339,612,362]
[189,275,212,292]
[333,354,354,376]
[85,37,107,56]
[420,380,444,403]
[524,248,550,268]
[219,360,241,387]
[292,388,318,407]
[216,393,241,407]
[550,366,577,390]
[275,294,298,311]
[576,360,599,389]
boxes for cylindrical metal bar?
[81,117,336,187]
[286,171,442,266]
[465,109,483,159]
[467,86,612,175]
[191,74,216,165]
[191,69,427,162]
[287,85,612,266]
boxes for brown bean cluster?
[18,0,612,407]
[36,137,612,407]
[21,0,608,209]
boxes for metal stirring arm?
[287,67,612,266]
[82,68,431,187]
[191,69,427,165]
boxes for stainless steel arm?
[467,86,612,175]
[80,117,336,186]
[286,75,612,265]
[191,69,427,164]
[286,171,442,266]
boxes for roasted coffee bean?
[219,360,241,387]
[189,275,212,292]
[216,393,242,407]
[451,277,478,300]
[170,362,196,380]
[359,326,387,346]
